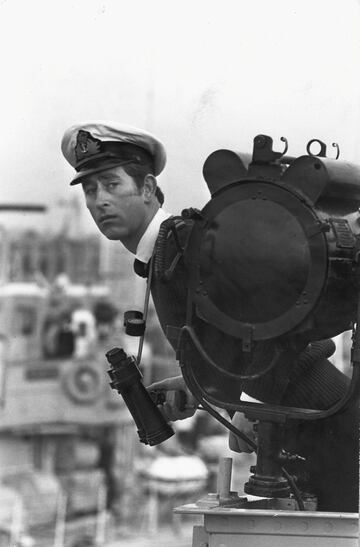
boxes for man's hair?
[123,161,164,206]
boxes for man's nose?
[95,186,111,207]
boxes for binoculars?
[106,347,174,446]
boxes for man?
[62,121,358,512]
[61,121,196,421]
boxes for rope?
[136,254,154,366]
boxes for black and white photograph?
[0,1,359,545]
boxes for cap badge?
[75,130,101,162]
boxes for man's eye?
[85,187,96,196]
[107,182,119,190]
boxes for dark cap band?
[75,133,154,170]
[70,159,135,185]
[70,132,155,184]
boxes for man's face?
[81,166,149,247]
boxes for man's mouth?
[99,214,117,225]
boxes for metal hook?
[332,142,340,160]
[280,136,288,156]
[306,139,340,160]
[306,139,327,158]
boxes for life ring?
[61,361,104,404]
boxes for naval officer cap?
[61,121,167,185]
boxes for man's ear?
[143,174,157,202]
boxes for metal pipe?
[217,457,233,501]
[0,204,46,212]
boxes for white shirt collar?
[135,208,172,263]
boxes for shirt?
[135,208,172,263]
